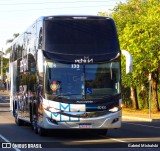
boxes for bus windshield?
[44,18,119,54]
[45,61,121,99]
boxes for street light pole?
[148,73,152,119]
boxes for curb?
[0,93,10,96]
[122,116,160,122]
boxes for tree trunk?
[139,86,148,109]
[130,87,139,110]
[151,79,159,112]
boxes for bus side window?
[38,28,42,49]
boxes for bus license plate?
[79,123,92,128]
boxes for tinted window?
[44,18,119,55]
[45,61,120,99]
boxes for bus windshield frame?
[45,60,121,100]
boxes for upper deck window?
[44,18,119,55]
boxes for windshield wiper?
[102,94,114,98]
[57,94,82,97]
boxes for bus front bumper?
[39,110,122,129]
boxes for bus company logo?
[50,103,80,122]
[75,56,93,63]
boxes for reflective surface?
[45,61,120,100]
[44,18,119,54]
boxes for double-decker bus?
[10,15,132,136]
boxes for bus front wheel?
[33,118,38,134]
[15,115,24,126]
[38,127,46,136]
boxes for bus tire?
[38,127,46,137]
[29,103,33,125]
[13,102,16,117]
[15,116,24,126]
[33,119,38,134]
[13,101,17,117]
[33,125,38,134]
[14,105,24,126]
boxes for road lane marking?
[117,137,160,142]
[107,137,127,143]
[124,122,160,129]
[68,137,127,143]
[0,134,21,151]
[99,135,128,143]
[0,134,10,142]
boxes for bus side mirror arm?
[121,50,133,74]
[37,49,44,73]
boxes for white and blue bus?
[10,15,132,136]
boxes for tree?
[0,33,20,80]
[112,0,141,110]
[5,33,19,54]
[6,33,19,44]
[100,0,160,111]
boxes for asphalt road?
[0,95,160,151]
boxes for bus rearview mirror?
[121,50,133,74]
[37,49,44,73]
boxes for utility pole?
[148,73,152,119]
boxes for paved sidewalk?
[0,90,10,112]
[0,90,10,96]
[122,115,160,122]
[122,109,160,122]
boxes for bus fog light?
[112,118,119,124]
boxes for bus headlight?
[109,107,119,112]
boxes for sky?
[0,0,127,52]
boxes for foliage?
[0,57,9,77]
[99,0,160,110]
[0,33,20,79]
[6,33,19,44]
[5,33,19,54]
[112,0,160,87]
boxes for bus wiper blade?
[102,94,114,98]
[57,94,81,97]
[62,94,81,96]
